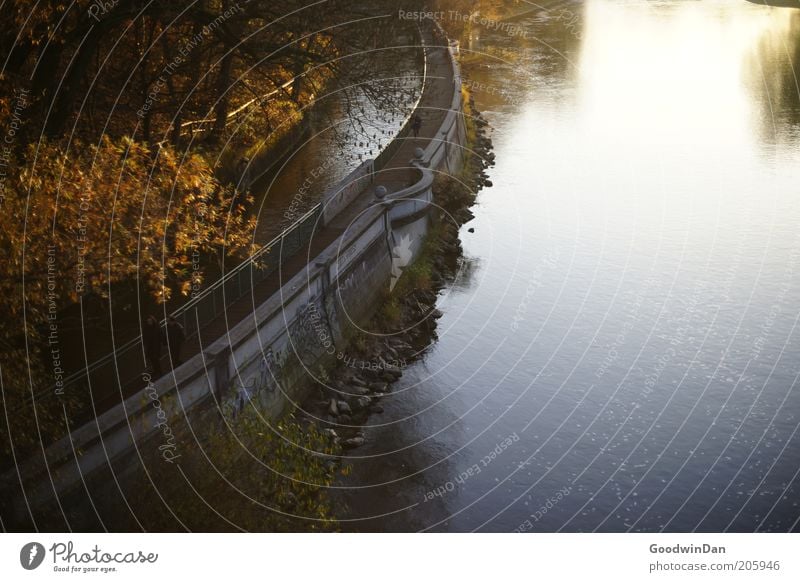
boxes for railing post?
[212,344,231,400]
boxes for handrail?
[21,202,323,409]
[178,203,321,314]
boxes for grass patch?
[127,406,343,532]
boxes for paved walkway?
[83,28,456,419]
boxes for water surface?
[334,0,800,533]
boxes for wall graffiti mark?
[228,348,282,416]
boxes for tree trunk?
[44,24,105,137]
[210,51,234,143]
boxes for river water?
[334,0,800,532]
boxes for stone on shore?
[343,437,365,449]
[369,382,389,393]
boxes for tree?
[0,135,256,459]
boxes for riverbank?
[80,82,493,534]
[297,84,494,464]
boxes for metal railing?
[173,204,322,338]
[27,204,323,411]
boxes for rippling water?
[334,0,800,532]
